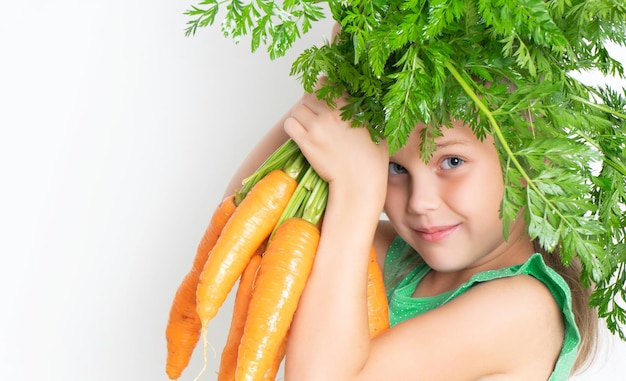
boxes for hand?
[284,78,389,198]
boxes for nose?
[407,171,440,215]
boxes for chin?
[428,261,466,273]
[419,253,467,273]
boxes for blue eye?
[441,157,464,169]
[388,162,407,175]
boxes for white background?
[0,1,624,380]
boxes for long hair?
[532,240,598,374]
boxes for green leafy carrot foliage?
[186,0,626,339]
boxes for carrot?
[218,249,264,381]
[233,166,326,381]
[367,247,389,338]
[219,272,288,381]
[263,334,287,380]
[235,217,320,381]
[165,195,237,380]
[195,169,297,375]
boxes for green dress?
[383,236,580,381]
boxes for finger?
[283,115,305,142]
[289,101,319,127]
[301,90,349,117]
[300,92,330,116]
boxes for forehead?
[417,122,488,147]
[393,122,496,160]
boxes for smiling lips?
[415,224,460,242]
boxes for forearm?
[285,184,385,380]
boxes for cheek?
[383,186,406,221]
[448,171,504,217]
[481,185,505,222]
[483,171,505,211]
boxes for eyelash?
[441,156,464,169]
[388,162,406,175]
[388,156,465,174]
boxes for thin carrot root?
[192,333,208,381]
[192,331,218,381]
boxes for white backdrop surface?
[0,1,624,380]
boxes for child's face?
[384,121,525,272]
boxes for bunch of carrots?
[164,139,390,380]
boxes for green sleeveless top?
[383,236,580,381]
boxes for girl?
[222,84,597,380]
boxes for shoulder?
[468,275,564,330]
[460,274,564,338]
[454,275,565,376]
[371,274,565,380]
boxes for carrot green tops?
[383,236,580,381]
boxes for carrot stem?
[236,139,301,204]
[301,173,328,226]
[270,164,324,240]
[281,149,308,182]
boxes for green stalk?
[235,139,302,204]
[570,95,626,120]
[269,165,327,241]
[568,94,626,177]
[282,150,308,182]
[444,62,533,186]
[269,153,311,227]
[572,129,626,178]
[301,173,329,226]
[444,61,577,240]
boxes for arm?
[282,84,564,381]
[283,82,390,379]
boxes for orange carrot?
[195,169,297,365]
[235,217,320,381]
[218,249,264,381]
[367,247,389,338]
[165,195,237,380]
[263,334,287,381]
[263,332,289,381]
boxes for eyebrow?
[435,138,472,149]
